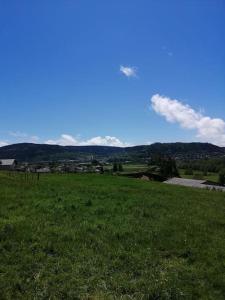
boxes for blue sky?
[0,0,225,147]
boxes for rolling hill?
[0,142,224,162]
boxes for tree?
[218,169,225,186]
[159,157,179,178]
[202,166,208,176]
[91,159,99,166]
[113,162,118,172]
[118,163,123,172]
[150,155,179,178]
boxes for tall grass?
[0,173,225,299]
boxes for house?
[0,159,17,170]
[36,167,51,173]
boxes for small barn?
[0,159,17,170]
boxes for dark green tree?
[218,169,225,186]
[113,162,118,172]
[149,155,179,178]
[202,166,208,176]
[159,157,179,178]
[118,163,123,172]
[91,159,99,166]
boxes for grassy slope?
[0,173,225,299]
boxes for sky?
[0,0,225,147]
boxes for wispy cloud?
[161,46,173,57]
[9,131,40,143]
[45,134,130,147]
[120,65,137,77]
[45,134,78,146]
[0,141,8,147]
[151,94,225,146]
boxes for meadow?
[179,169,219,183]
[103,163,148,173]
[0,172,225,299]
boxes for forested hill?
[0,143,124,162]
[0,142,224,162]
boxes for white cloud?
[151,94,225,146]
[83,136,129,147]
[45,134,129,147]
[0,141,8,147]
[2,132,130,147]
[120,65,137,77]
[9,131,40,143]
[45,134,78,146]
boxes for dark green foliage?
[218,169,225,186]
[149,155,179,178]
[118,163,123,172]
[113,162,118,172]
[160,157,179,178]
[91,159,99,165]
[0,173,225,299]
[113,163,123,172]
[0,143,124,162]
[179,157,225,173]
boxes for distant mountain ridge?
[0,142,224,162]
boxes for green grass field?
[179,169,219,183]
[122,164,148,173]
[0,172,225,299]
[104,163,148,173]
